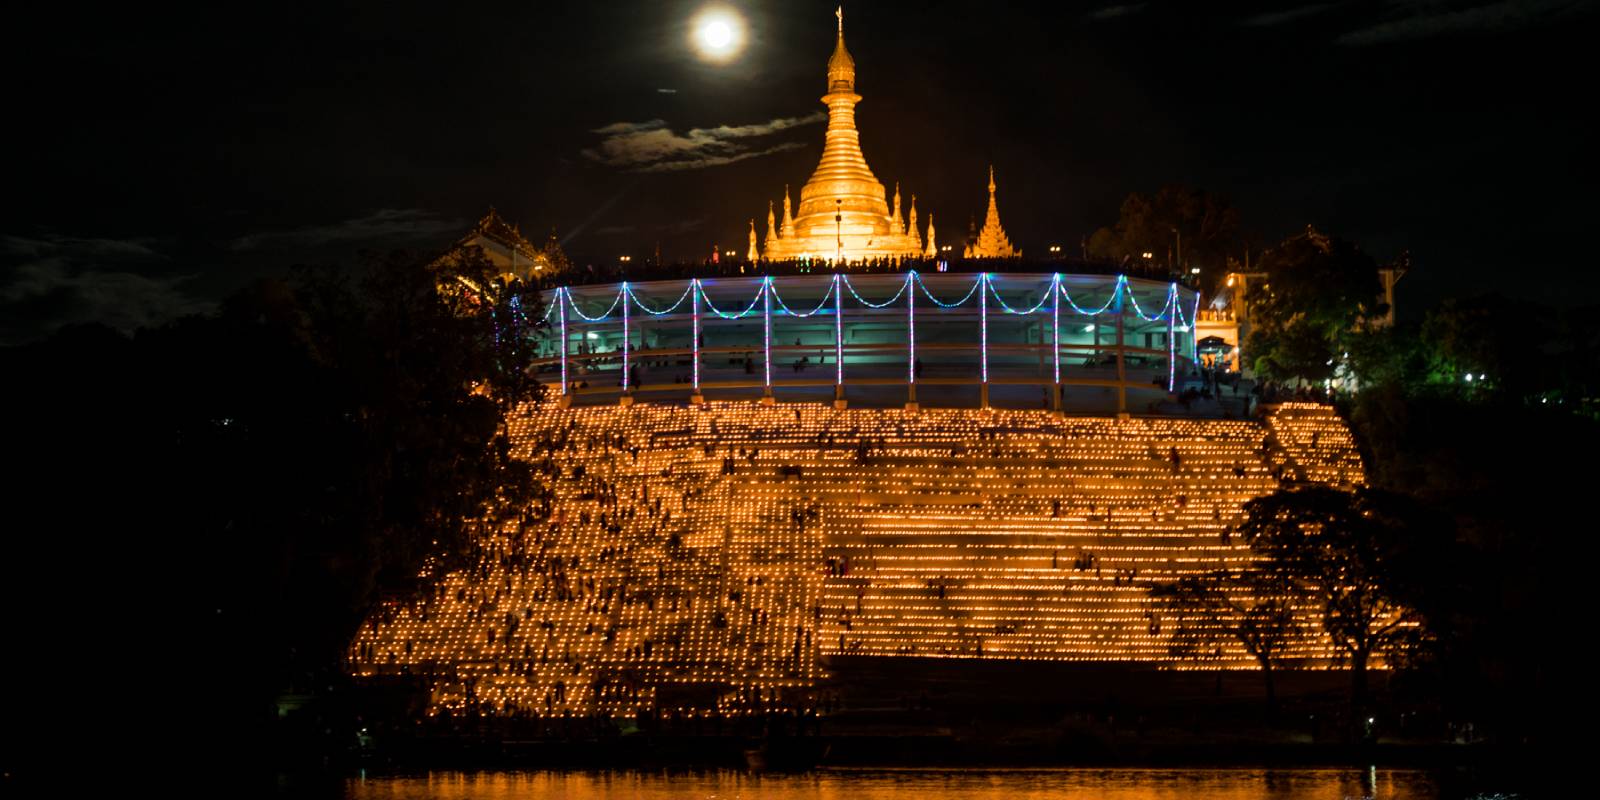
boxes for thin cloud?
[593,219,705,237]
[1085,3,1148,21]
[582,113,825,173]
[1337,0,1591,45]
[230,208,463,251]
[1241,3,1338,26]
[0,234,210,343]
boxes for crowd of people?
[527,253,1193,291]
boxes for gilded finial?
[988,165,996,194]
[827,7,855,91]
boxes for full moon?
[690,7,746,63]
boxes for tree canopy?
[3,245,549,772]
[1088,185,1243,295]
[1242,228,1383,384]
[1236,485,1444,715]
[1150,568,1302,712]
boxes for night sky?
[4,0,1596,343]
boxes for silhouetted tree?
[1088,185,1243,294]
[1150,568,1302,714]
[1242,227,1383,384]
[1237,485,1438,727]
[3,247,550,771]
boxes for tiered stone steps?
[349,402,1364,716]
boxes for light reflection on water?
[346,768,1441,799]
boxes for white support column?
[690,280,704,405]
[906,272,918,411]
[834,274,846,409]
[1051,274,1061,413]
[557,287,571,408]
[620,283,634,407]
[980,272,990,409]
[761,277,774,405]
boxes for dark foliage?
[1,248,546,776]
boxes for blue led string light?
[912,272,982,308]
[840,274,910,308]
[769,277,836,317]
[1059,275,1124,316]
[1126,280,1176,323]
[986,274,1053,315]
[626,281,695,316]
[700,282,765,319]
[564,286,625,322]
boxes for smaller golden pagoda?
[964,167,1020,259]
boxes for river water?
[341,767,1477,799]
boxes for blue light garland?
[986,274,1052,315]
[1125,282,1175,323]
[626,281,695,316]
[769,277,836,317]
[840,274,910,308]
[700,282,765,319]
[913,272,982,308]
[1058,275,1123,316]
[564,286,624,322]
[543,274,1196,399]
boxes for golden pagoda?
[964,166,1019,258]
[760,8,929,263]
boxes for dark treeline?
[1,249,546,782]
[1156,223,1597,752]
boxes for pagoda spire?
[766,201,777,246]
[924,213,937,258]
[891,182,902,232]
[752,9,924,262]
[747,219,759,262]
[965,165,1018,258]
